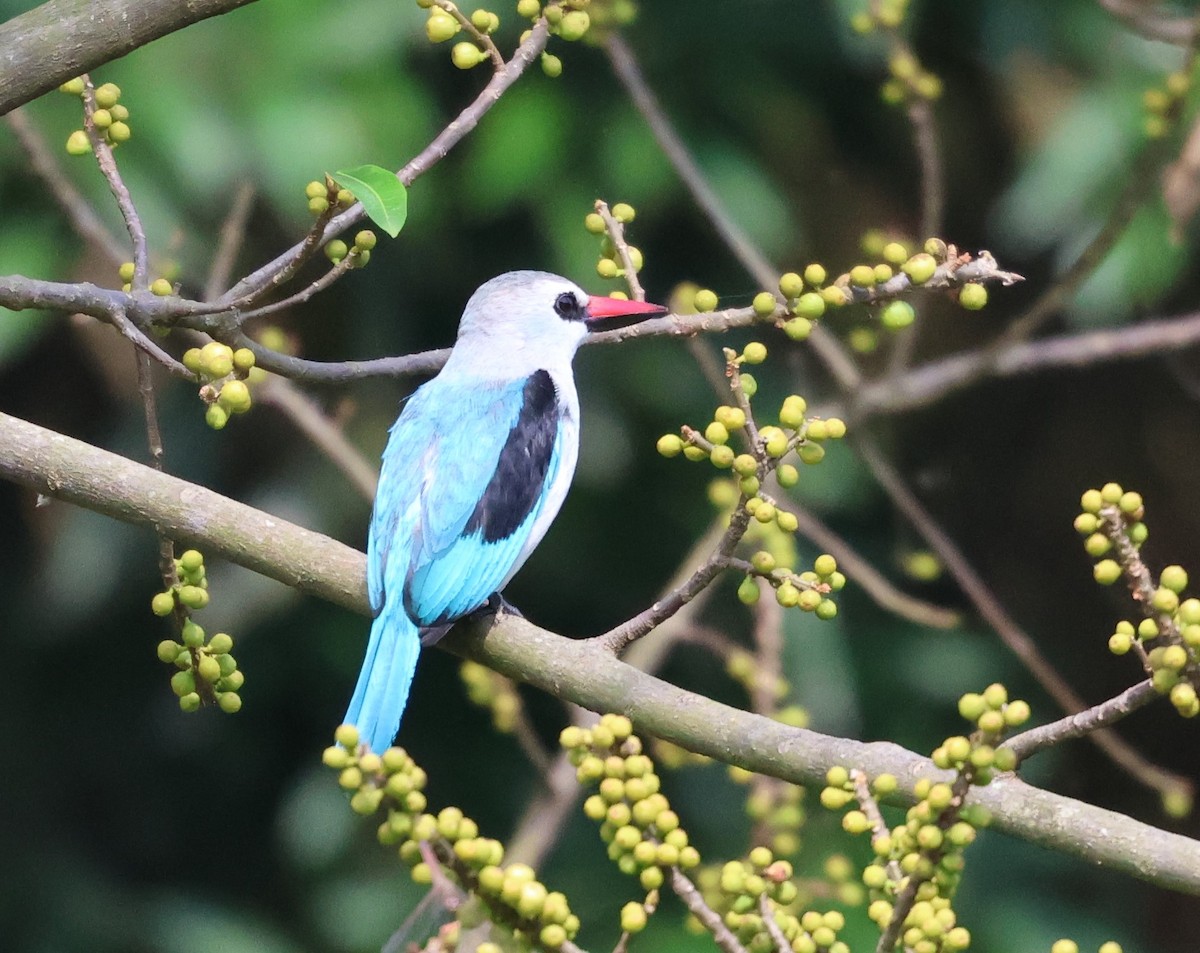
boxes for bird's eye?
[553,291,582,320]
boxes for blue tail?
[344,605,421,754]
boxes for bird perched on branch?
[345,271,667,753]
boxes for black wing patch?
[464,370,560,543]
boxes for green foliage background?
[2,0,1200,950]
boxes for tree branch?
[3,409,1200,895]
[0,0,260,117]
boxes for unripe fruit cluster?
[326,724,580,950]
[1143,70,1189,138]
[152,550,243,713]
[459,659,522,733]
[182,342,258,429]
[324,229,376,270]
[737,551,845,620]
[586,202,643,278]
[62,80,132,153]
[708,849,848,953]
[304,178,355,217]
[823,763,979,953]
[1078,484,1200,715]
[774,264,847,340]
[544,1,591,42]
[562,715,700,895]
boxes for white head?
[444,270,666,379]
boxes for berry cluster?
[326,725,580,951]
[303,177,356,218]
[562,715,700,902]
[60,79,132,153]
[1051,940,1124,953]
[323,229,377,269]
[459,659,523,732]
[822,686,1027,953]
[116,261,177,297]
[711,850,848,953]
[151,550,243,713]
[182,342,258,429]
[1143,69,1191,139]
[657,343,847,618]
[1078,483,1200,716]
[849,1,942,104]
[585,202,643,281]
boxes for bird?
[345,271,667,753]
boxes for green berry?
[709,445,735,468]
[793,292,825,320]
[742,341,767,364]
[657,434,683,458]
[804,263,827,286]
[151,591,175,616]
[58,77,85,95]
[179,692,202,713]
[541,52,563,77]
[694,289,718,312]
[218,691,242,713]
[426,12,459,42]
[232,348,256,372]
[779,272,804,298]
[204,404,228,430]
[94,83,121,108]
[849,264,876,287]
[305,180,326,199]
[150,278,172,297]
[784,318,813,340]
[66,130,91,156]
[753,291,778,317]
[880,300,915,330]
[325,239,348,263]
[517,0,540,16]
[612,202,635,223]
[308,196,329,215]
[584,212,606,234]
[218,379,252,414]
[596,257,619,278]
[902,253,938,284]
[737,576,761,605]
[740,373,757,398]
[92,108,113,129]
[558,9,590,40]
[452,41,484,67]
[777,463,799,487]
[1161,565,1188,593]
[107,118,130,144]
[958,283,988,310]
[1093,560,1122,585]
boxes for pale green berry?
[693,289,718,312]
[959,283,987,310]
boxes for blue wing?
[348,370,565,752]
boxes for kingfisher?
[345,271,667,753]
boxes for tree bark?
[3,408,1200,895]
[0,0,259,116]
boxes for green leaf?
[331,164,408,237]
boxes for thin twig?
[669,867,751,953]
[757,893,790,953]
[768,483,960,629]
[4,108,126,266]
[204,182,256,302]
[602,31,863,393]
[253,376,379,500]
[853,434,1194,803]
[1003,680,1162,761]
[593,506,752,654]
[235,253,357,321]
[80,75,148,288]
[218,19,550,307]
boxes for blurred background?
[2,0,1200,950]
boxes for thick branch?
[0,0,259,117]
[2,411,1200,894]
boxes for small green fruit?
[959,283,988,310]
[66,130,91,156]
[94,83,121,108]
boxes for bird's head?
[452,271,667,372]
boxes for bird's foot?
[483,591,526,620]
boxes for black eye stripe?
[553,291,585,321]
